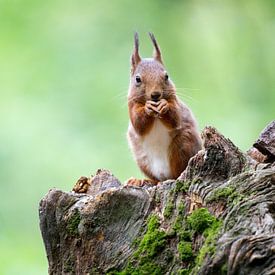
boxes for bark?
[39,121,275,275]
[253,120,275,162]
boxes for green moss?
[206,186,235,203]
[133,262,162,275]
[221,263,228,274]
[66,210,81,236]
[135,215,167,258]
[110,204,222,275]
[178,241,193,261]
[175,178,203,194]
[109,262,162,275]
[64,256,75,272]
[171,203,191,242]
[154,192,161,203]
[178,202,185,215]
[187,208,216,234]
[175,180,190,193]
[194,219,222,271]
[164,201,174,218]
[164,187,178,219]
[109,214,167,275]
[178,230,191,242]
[206,185,246,206]
[172,219,180,233]
[89,267,101,275]
[169,188,175,195]
[230,192,245,205]
[172,214,184,233]
[177,269,190,275]
[131,236,141,247]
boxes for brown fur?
[127,33,202,183]
[128,101,154,136]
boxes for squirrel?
[127,33,202,186]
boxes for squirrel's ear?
[131,32,141,74]
[148,32,163,64]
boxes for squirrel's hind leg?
[125,177,158,187]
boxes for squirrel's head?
[128,32,176,103]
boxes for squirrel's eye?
[165,73,169,81]
[135,75,141,84]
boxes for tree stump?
[39,121,275,274]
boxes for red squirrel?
[127,33,202,186]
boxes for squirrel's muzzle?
[151,91,161,102]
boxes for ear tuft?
[148,32,163,64]
[131,32,141,74]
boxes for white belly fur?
[141,119,172,180]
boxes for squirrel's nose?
[151,91,161,102]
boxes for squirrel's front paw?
[157,99,169,116]
[145,101,158,117]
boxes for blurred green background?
[0,0,274,274]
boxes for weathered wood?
[39,124,275,275]
[39,174,151,274]
[253,120,275,162]
[181,126,247,183]
[72,169,121,194]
